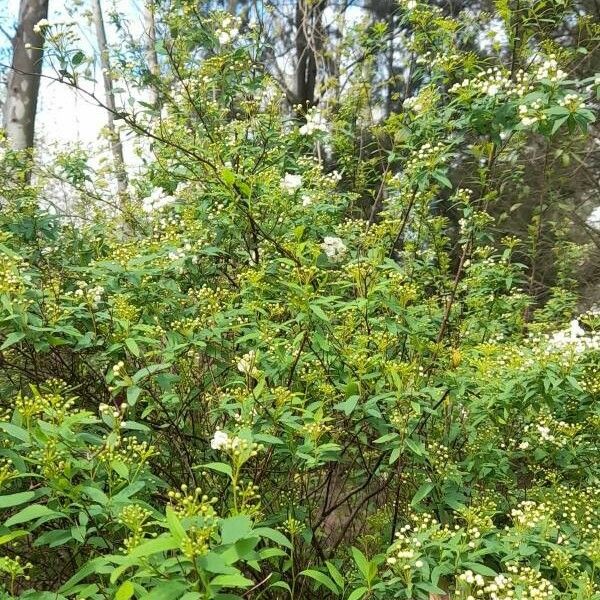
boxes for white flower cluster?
[142,188,175,213]
[403,95,424,113]
[523,410,580,449]
[459,571,487,588]
[558,93,583,111]
[457,570,515,600]
[401,0,417,10]
[99,400,127,420]
[281,173,302,194]
[546,318,600,354]
[510,500,555,531]
[450,68,517,97]
[236,350,259,377]
[167,248,186,262]
[386,523,424,569]
[210,429,230,450]
[209,430,260,457]
[518,100,546,127]
[74,281,104,307]
[326,169,342,184]
[33,18,50,33]
[321,236,347,261]
[299,108,328,136]
[216,14,240,45]
[406,142,444,171]
[534,56,567,83]
[33,17,76,33]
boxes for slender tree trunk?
[143,0,159,107]
[3,0,49,153]
[91,0,128,197]
[295,0,326,111]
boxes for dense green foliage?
[0,1,600,598]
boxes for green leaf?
[411,482,434,506]
[59,557,109,593]
[132,363,170,384]
[81,486,109,505]
[1,331,25,349]
[0,530,28,546]
[221,515,253,545]
[462,562,497,576]
[111,460,129,479]
[325,561,345,589]
[126,385,142,405]
[109,536,179,584]
[432,171,452,188]
[347,587,368,600]
[210,573,254,588]
[253,526,293,549]
[389,447,401,465]
[125,338,141,357]
[165,505,186,543]
[139,582,187,599]
[299,569,339,594]
[309,304,329,321]
[406,438,425,456]
[0,491,35,508]
[128,535,179,559]
[268,581,292,594]
[220,168,236,186]
[115,581,135,600]
[5,504,64,527]
[334,395,359,416]
[201,462,232,478]
[0,422,30,442]
[351,547,370,581]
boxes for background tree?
[2,0,49,153]
[91,0,128,197]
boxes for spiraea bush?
[0,1,600,599]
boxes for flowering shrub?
[0,1,600,599]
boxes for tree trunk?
[3,0,49,152]
[143,0,159,108]
[91,0,128,197]
[295,0,326,111]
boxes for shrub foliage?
[0,1,600,599]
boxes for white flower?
[168,249,185,261]
[485,83,499,96]
[33,18,49,33]
[237,350,258,377]
[216,15,239,45]
[405,0,417,9]
[569,318,585,338]
[141,188,175,212]
[537,424,552,441]
[520,116,538,127]
[210,429,229,450]
[321,236,347,261]
[301,194,313,207]
[281,173,302,193]
[175,181,190,196]
[299,108,328,136]
[328,170,342,183]
[218,30,231,44]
